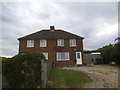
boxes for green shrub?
[2,53,46,88]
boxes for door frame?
[76,51,83,64]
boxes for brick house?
[18,26,84,66]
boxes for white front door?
[76,51,82,64]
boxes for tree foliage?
[84,41,120,65]
[99,44,113,64]
[97,42,120,65]
[2,53,46,88]
[110,42,120,65]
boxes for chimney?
[50,26,55,31]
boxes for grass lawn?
[46,68,92,88]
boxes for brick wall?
[19,39,84,66]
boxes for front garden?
[46,68,92,88]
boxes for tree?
[97,44,113,64]
[110,42,120,65]
[97,42,120,65]
[115,37,120,43]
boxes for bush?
[2,53,46,88]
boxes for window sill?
[27,47,34,48]
[57,46,64,47]
[70,46,76,47]
[39,47,45,48]
[57,60,70,61]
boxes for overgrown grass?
[46,68,92,88]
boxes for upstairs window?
[27,40,34,47]
[42,52,48,60]
[40,40,47,47]
[69,39,76,47]
[57,39,64,47]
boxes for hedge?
[2,53,46,88]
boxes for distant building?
[18,26,84,66]
[84,52,103,65]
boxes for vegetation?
[2,75,9,88]
[98,42,120,65]
[2,53,46,88]
[84,38,120,66]
[84,50,99,54]
[2,57,10,88]
[98,44,114,64]
[46,68,92,88]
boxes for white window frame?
[69,39,76,47]
[56,52,70,61]
[40,40,47,47]
[27,40,34,47]
[57,39,64,47]
[42,52,48,60]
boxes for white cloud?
[1,2,118,57]
[97,23,118,36]
[1,0,119,2]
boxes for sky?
[1,1,119,57]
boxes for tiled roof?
[18,29,84,40]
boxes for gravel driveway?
[62,65,118,88]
